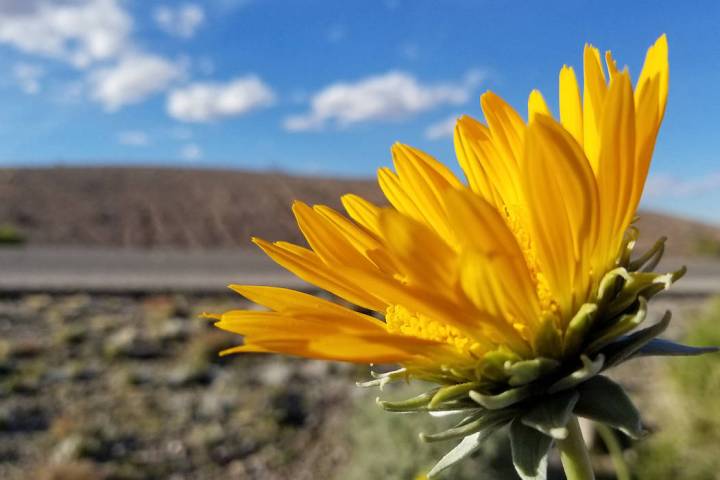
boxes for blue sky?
[0,0,718,223]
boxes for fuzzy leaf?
[427,426,502,478]
[634,338,719,357]
[421,410,511,443]
[510,419,552,480]
[521,390,580,439]
[574,375,644,439]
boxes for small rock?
[257,360,293,387]
[104,327,163,359]
[0,404,50,432]
[166,364,214,388]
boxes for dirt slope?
[2,167,718,256]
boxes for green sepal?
[634,338,719,358]
[377,389,438,412]
[548,354,604,393]
[356,367,407,388]
[427,424,505,479]
[574,375,644,439]
[587,297,648,352]
[627,236,666,272]
[607,268,684,318]
[469,384,535,410]
[563,303,598,356]
[505,358,560,387]
[596,267,629,308]
[479,347,522,382]
[510,419,552,480]
[534,314,564,359]
[520,390,580,439]
[429,382,479,408]
[600,311,671,369]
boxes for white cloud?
[89,54,185,111]
[167,76,275,122]
[425,114,459,140]
[645,172,720,198]
[180,143,203,160]
[284,70,484,132]
[12,63,44,94]
[154,4,205,39]
[0,0,131,68]
[117,130,149,146]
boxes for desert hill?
[1,167,718,257]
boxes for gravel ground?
[0,293,358,480]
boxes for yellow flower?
[211,35,669,380]
[208,36,719,479]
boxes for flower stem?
[595,424,630,480]
[557,415,595,480]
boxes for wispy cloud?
[180,143,203,160]
[117,130,150,146]
[154,4,205,39]
[12,62,45,94]
[425,114,459,140]
[284,70,484,132]
[167,76,275,122]
[0,0,131,69]
[645,172,720,198]
[89,54,186,111]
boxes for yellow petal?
[292,201,374,270]
[391,143,462,246]
[596,71,636,268]
[583,44,608,172]
[559,65,583,146]
[528,89,551,121]
[227,285,387,330]
[454,115,522,209]
[252,237,387,311]
[522,114,600,319]
[481,91,525,169]
[341,194,383,237]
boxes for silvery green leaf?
[510,419,552,480]
[421,410,510,443]
[548,354,604,393]
[521,390,579,439]
[427,426,501,479]
[633,338,719,357]
[574,375,644,439]
[600,311,671,369]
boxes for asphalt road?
[1,247,719,296]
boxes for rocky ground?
[0,291,713,480]
[0,293,362,480]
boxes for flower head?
[207,35,717,478]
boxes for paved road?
[1,247,719,296]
